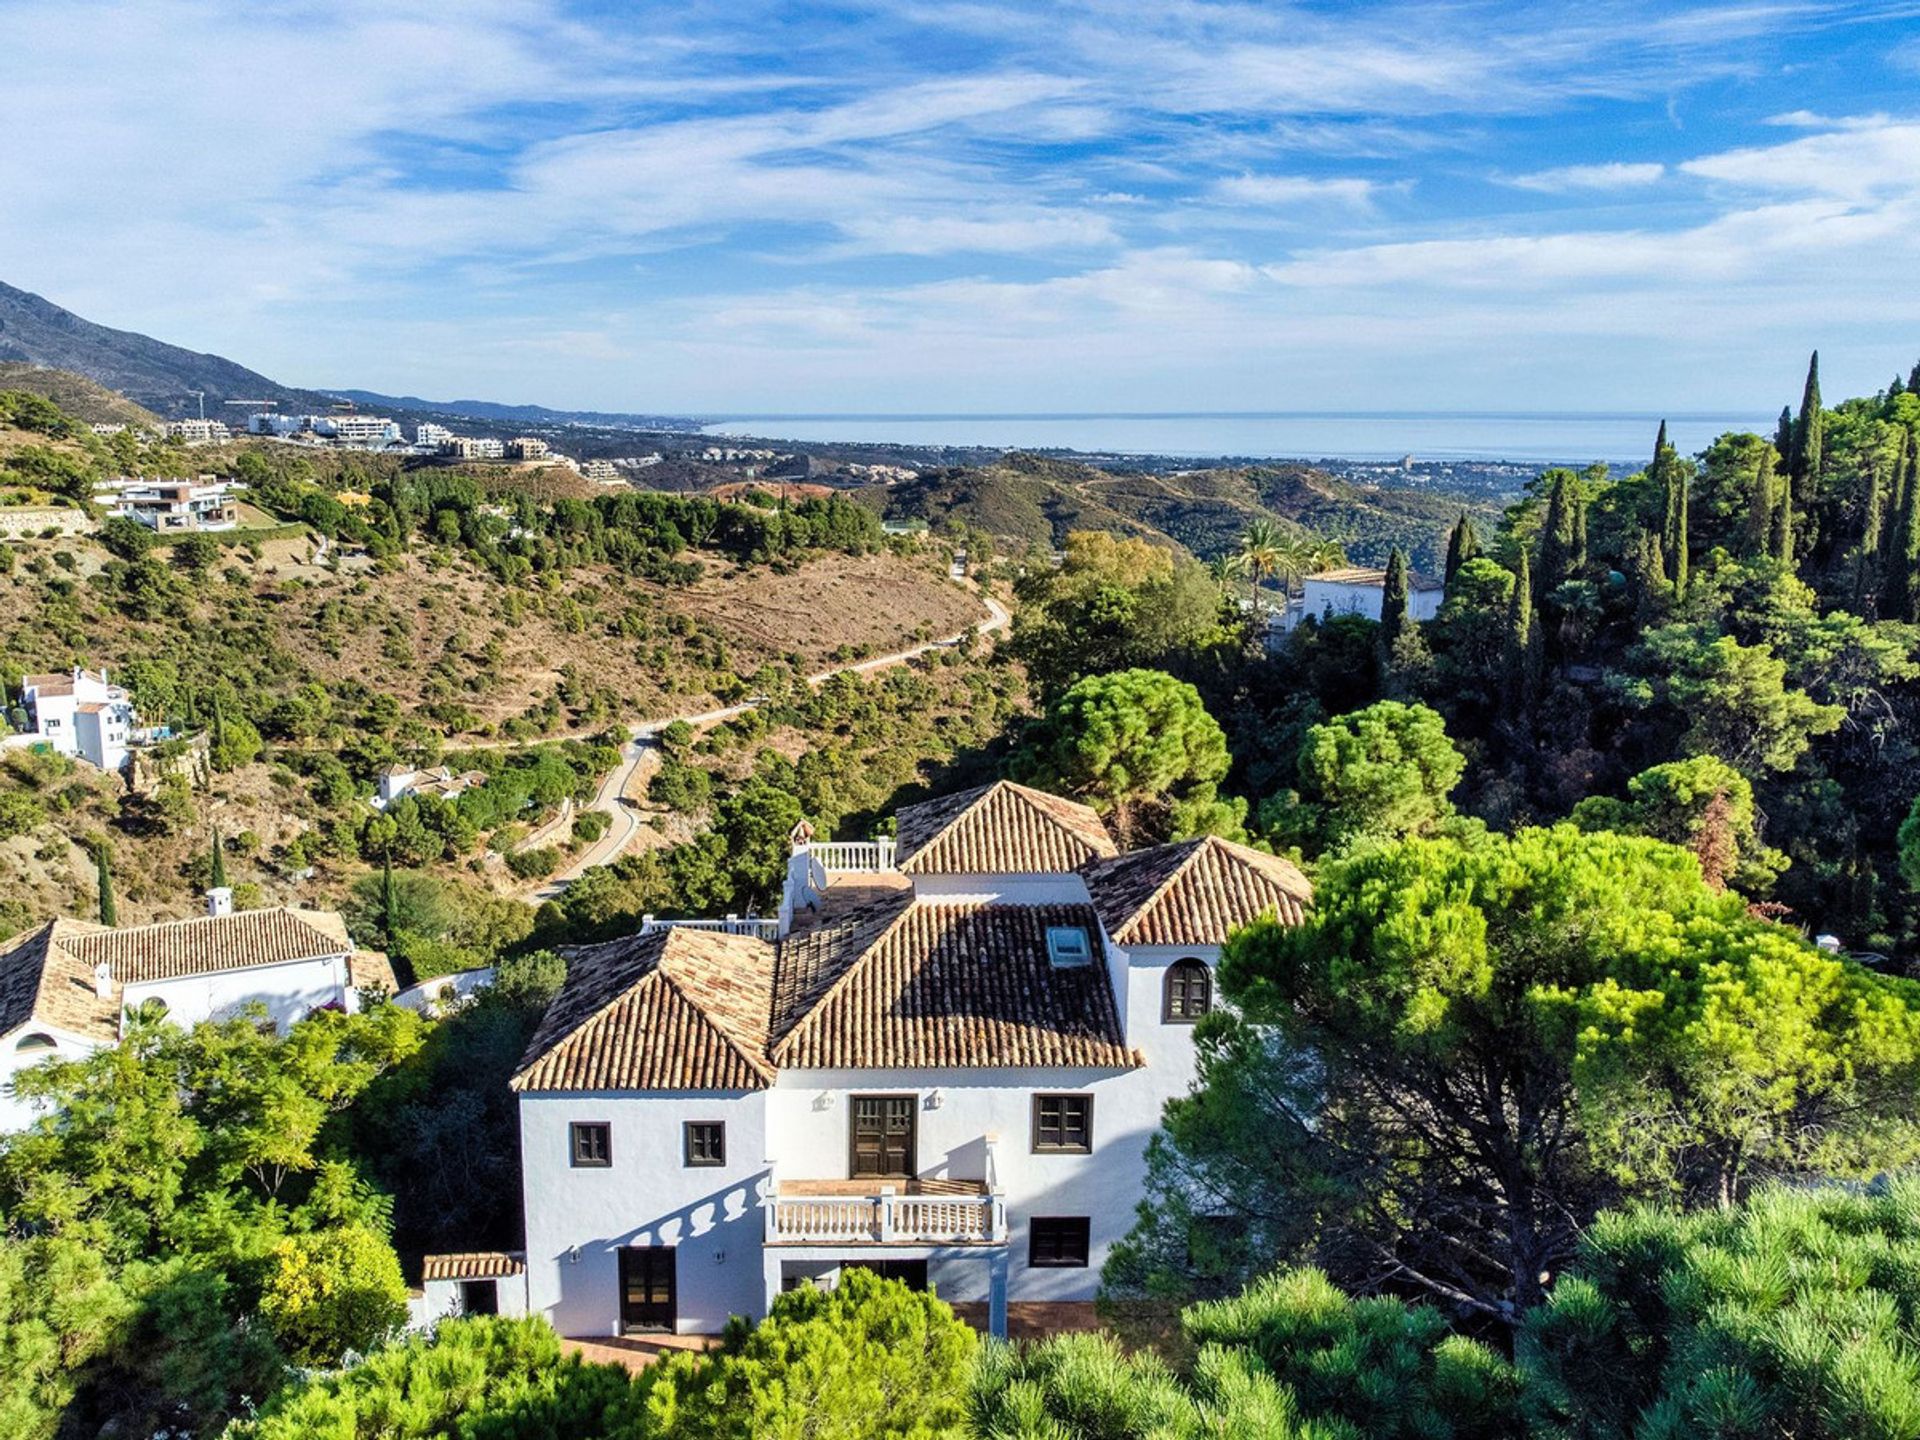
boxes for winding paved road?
[529,591,1010,901]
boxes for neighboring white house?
[475,780,1310,1340]
[312,415,402,447]
[413,423,456,449]
[373,764,489,810]
[18,668,145,772]
[1285,565,1445,631]
[442,437,506,460]
[0,902,396,1130]
[104,477,239,532]
[161,419,230,444]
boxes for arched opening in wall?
[14,1032,58,1053]
[1162,959,1212,1023]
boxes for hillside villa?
[414,780,1310,1339]
[0,894,395,1130]
[10,667,165,773]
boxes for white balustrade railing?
[764,1190,1004,1246]
[638,914,781,941]
[796,838,897,874]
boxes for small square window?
[1046,926,1092,968]
[1032,1094,1093,1154]
[684,1120,726,1167]
[1029,1216,1091,1268]
[570,1121,611,1168]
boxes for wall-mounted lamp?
[925,1089,944,1110]
[567,1245,582,1265]
[714,1250,726,1265]
[813,1092,836,1112]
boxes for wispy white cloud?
[1503,161,1666,191]
[1211,174,1386,209]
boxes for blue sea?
[701,411,1774,466]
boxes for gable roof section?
[1084,836,1311,947]
[771,899,1138,1071]
[511,927,776,1093]
[59,908,352,985]
[0,918,117,1043]
[894,780,1116,875]
[1310,566,1444,593]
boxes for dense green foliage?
[1114,823,1920,1320]
[0,1004,424,1436]
[239,1270,976,1440]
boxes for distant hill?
[0,282,343,419]
[329,388,703,433]
[868,451,1494,571]
[0,363,159,426]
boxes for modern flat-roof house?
[104,477,239,533]
[481,780,1309,1340]
[17,667,148,772]
[0,902,394,1130]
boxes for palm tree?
[1234,519,1286,613]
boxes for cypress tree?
[1443,513,1479,586]
[210,827,228,890]
[1537,471,1575,596]
[210,690,228,758]
[1774,406,1794,461]
[381,851,400,946]
[1892,374,1907,400]
[1744,447,1777,557]
[1571,487,1588,574]
[1886,432,1920,621]
[1910,359,1920,395]
[1790,349,1823,518]
[1379,547,1410,655]
[1505,550,1540,710]
[1887,429,1914,570]
[1854,450,1888,610]
[1772,469,1795,566]
[1669,464,1689,598]
[96,843,116,927]
[1652,418,1668,475]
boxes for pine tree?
[1505,550,1540,710]
[1379,547,1410,655]
[210,827,228,890]
[96,843,116,927]
[1744,447,1778,557]
[1442,513,1479,586]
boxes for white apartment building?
[414,423,456,448]
[162,419,230,444]
[463,781,1309,1339]
[105,477,239,533]
[506,437,550,460]
[581,459,620,483]
[248,413,315,437]
[18,668,143,772]
[0,903,393,1130]
[313,415,402,447]
[443,437,506,460]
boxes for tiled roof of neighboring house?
[771,898,1138,1070]
[511,927,777,1093]
[1310,566,1444,592]
[348,950,400,993]
[1084,836,1312,947]
[24,675,75,697]
[422,1251,525,1281]
[893,781,1116,874]
[60,908,353,986]
[75,703,106,714]
[0,918,117,1042]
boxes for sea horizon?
[701,409,1776,466]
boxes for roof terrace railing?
[638,915,781,942]
[796,838,897,873]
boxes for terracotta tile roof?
[0,918,117,1043]
[24,675,75,697]
[894,781,1116,875]
[1311,566,1444,592]
[59,908,352,985]
[348,950,400,993]
[422,1251,525,1282]
[1084,836,1311,946]
[511,927,777,1093]
[771,899,1139,1071]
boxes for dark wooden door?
[619,1246,676,1332]
[845,1258,929,1291]
[850,1096,916,1178]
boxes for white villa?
[0,901,395,1130]
[422,781,1309,1337]
[103,477,239,533]
[16,667,149,772]
[374,764,490,810]
[1279,565,1446,632]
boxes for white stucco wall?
[122,954,352,1032]
[1300,577,1444,626]
[413,1273,530,1328]
[519,1090,770,1336]
[0,1022,105,1131]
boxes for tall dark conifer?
[1505,550,1540,710]
[381,851,401,946]
[1443,513,1479,586]
[1775,407,1794,460]
[96,844,116,927]
[1790,351,1824,544]
[1910,360,1920,395]
[1886,432,1920,621]
[1772,469,1796,567]
[1537,471,1576,596]
[210,828,228,890]
[1853,450,1888,610]
[1653,429,1689,598]
[1745,448,1777,557]
[1652,419,1668,474]
[1379,547,1410,655]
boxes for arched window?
[14,1032,58,1053]
[1163,959,1212,1023]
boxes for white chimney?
[207,886,233,918]
[93,961,114,999]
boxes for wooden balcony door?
[850,1095,916,1180]
[618,1245,676,1332]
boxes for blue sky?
[3,0,1918,414]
